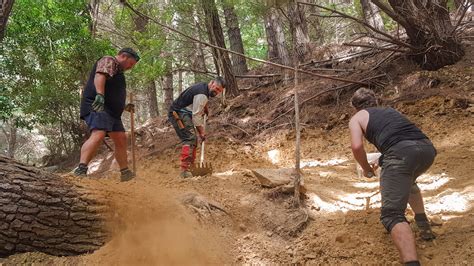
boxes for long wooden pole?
[293,64,301,207]
[129,93,136,175]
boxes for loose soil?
[1,43,473,265]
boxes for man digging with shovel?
[168,77,225,178]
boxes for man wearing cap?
[168,77,225,178]
[72,48,140,182]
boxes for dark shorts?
[168,111,196,146]
[380,139,436,211]
[83,111,125,132]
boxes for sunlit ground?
[307,169,472,220]
[264,150,472,220]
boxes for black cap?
[119,48,140,62]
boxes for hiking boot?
[417,220,436,241]
[120,168,135,182]
[72,164,88,177]
[180,171,193,179]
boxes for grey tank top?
[364,107,428,153]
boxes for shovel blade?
[190,163,213,176]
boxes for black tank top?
[169,82,209,112]
[80,59,126,119]
[365,107,428,153]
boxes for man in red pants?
[168,77,225,178]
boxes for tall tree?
[222,0,248,75]
[360,0,384,32]
[372,0,465,70]
[132,11,160,119]
[192,10,209,83]
[163,60,173,111]
[288,0,310,63]
[264,12,279,61]
[201,0,238,96]
[0,0,15,41]
[147,81,159,118]
[1,120,17,158]
[266,6,291,84]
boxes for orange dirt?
[1,44,473,265]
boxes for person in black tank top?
[168,77,225,179]
[349,88,436,265]
[72,48,140,182]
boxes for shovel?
[190,115,213,176]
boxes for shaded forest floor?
[1,41,473,265]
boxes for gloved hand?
[124,103,135,112]
[199,134,206,142]
[92,93,105,112]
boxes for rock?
[304,254,317,259]
[430,215,443,226]
[251,168,295,188]
[266,231,273,237]
[243,235,250,240]
[239,223,247,232]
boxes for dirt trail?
[1,44,473,266]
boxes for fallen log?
[0,156,109,257]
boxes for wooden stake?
[129,93,136,175]
[293,64,302,206]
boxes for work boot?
[120,168,135,182]
[180,171,193,179]
[415,213,435,241]
[72,164,88,177]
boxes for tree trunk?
[147,81,159,118]
[222,1,248,75]
[268,7,292,84]
[269,7,291,67]
[163,62,173,111]
[360,0,385,32]
[0,0,15,42]
[1,120,17,158]
[178,70,183,94]
[372,0,464,70]
[87,0,100,38]
[288,0,310,63]
[0,156,108,257]
[201,0,239,97]
[264,12,279,62]
[192,11,210,83]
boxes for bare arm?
[192,94,208,136]
[94,73,107,95]
[349,111,374,176]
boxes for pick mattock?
[190,115,213,176]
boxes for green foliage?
[0,0,113,159]
[234,1,268,67]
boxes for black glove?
[91,93,105,112]
[124,103,135,112]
